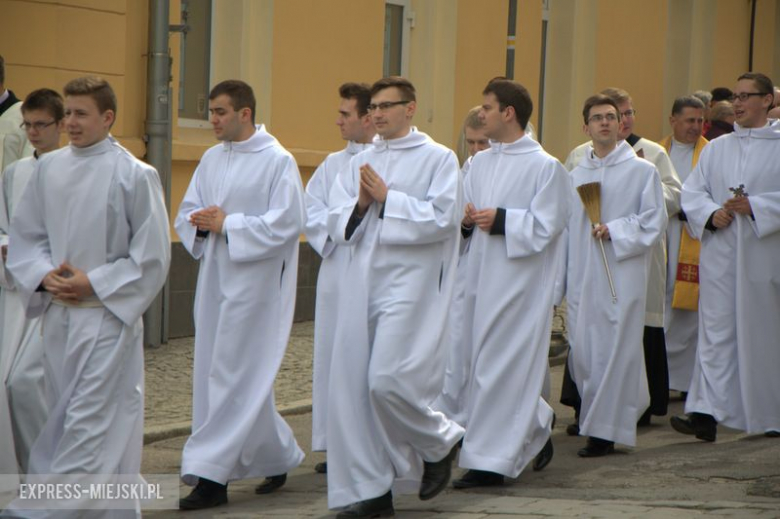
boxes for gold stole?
[660,136,707,311]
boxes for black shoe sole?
[179,494,227,510]
[336,507,395,518]
[532,438,554,471]
[255,475,287,494]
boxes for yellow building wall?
[542,0,777,162]
[514,0,543,130]
[0,0,148,156]
[452,0,507,146]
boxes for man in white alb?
[326,76,464,518]
[176,79,305,510]
[305,82,375,475]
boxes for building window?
[178,0,212,124]
[384,0,411,78]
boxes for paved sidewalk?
[141,329,780,518]
[143,321,315,442]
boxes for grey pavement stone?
[141,318,780,518]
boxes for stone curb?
[143,399,313,445]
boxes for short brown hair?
[582,94,620,125]
[209,80,256,124]
[63,76,117,115]
[600,87,632,106]
[22,88,64,121]
[482,78,533,130]
[339,82,372,116]
[370,76,416,102]
[737,72,774,96]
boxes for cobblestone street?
[144,321,314,430]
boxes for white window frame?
[178,0,215,129]
[385,0,412,78]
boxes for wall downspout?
[143,0,172,348]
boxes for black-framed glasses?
[20,120,56,132]
[729,92,767,102]
[367,101,410,113]
[588,113,618,124]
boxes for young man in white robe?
[176,79,305,510]
[562,87,680,431]
[3,76,170,518]
[658,96,708,396]
[563,94,666,457]
[0,54,33,171]
[433,105,490,429]
[0,89,64,482]
[449,79,569,488]
[305,82,375,475]
[671,72,780,442]
[326,76,464,518]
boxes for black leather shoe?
[532,437,554,471]
[179,478,227,510]
[766,430,780,438]
[336,491,394,518]
[254,473,287,494]
[419,443,459,500]
[577,437,615,457]
[670,413,716,442]
[314,462,328,474]
[452,469,504,489]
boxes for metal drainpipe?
[143,0,172,348]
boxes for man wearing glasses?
[672,72,780,442]
[562,88,681,433]
[0,88,63,487]
[326,76,464,518]
[563,94,666,457]
[0,54,33,170]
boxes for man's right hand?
[42,265,78,301]
[462,203,476,228]
[712,208,734,229]
[358,182,373,217]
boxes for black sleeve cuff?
[489,207,507,236]
[196,229,209,239]
[705,211,717,232]
[345,204,364,241]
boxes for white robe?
[567,137,680,327]
[458,136,569,477]
[0,156,47,478]
[432,156,475,427]
[565,141,666,446]
[3,136,170,518]
[304,140,370,452]
[325,128,464,508]
[176,125,305,486]
[0,101,32,171]
[681,119,780,434]
[664,138,702,391]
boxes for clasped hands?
[43,263,94,302]
[713,196,753,229]
[189,205,227,234]
[357,164,388,216]
[462,203,497,232]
